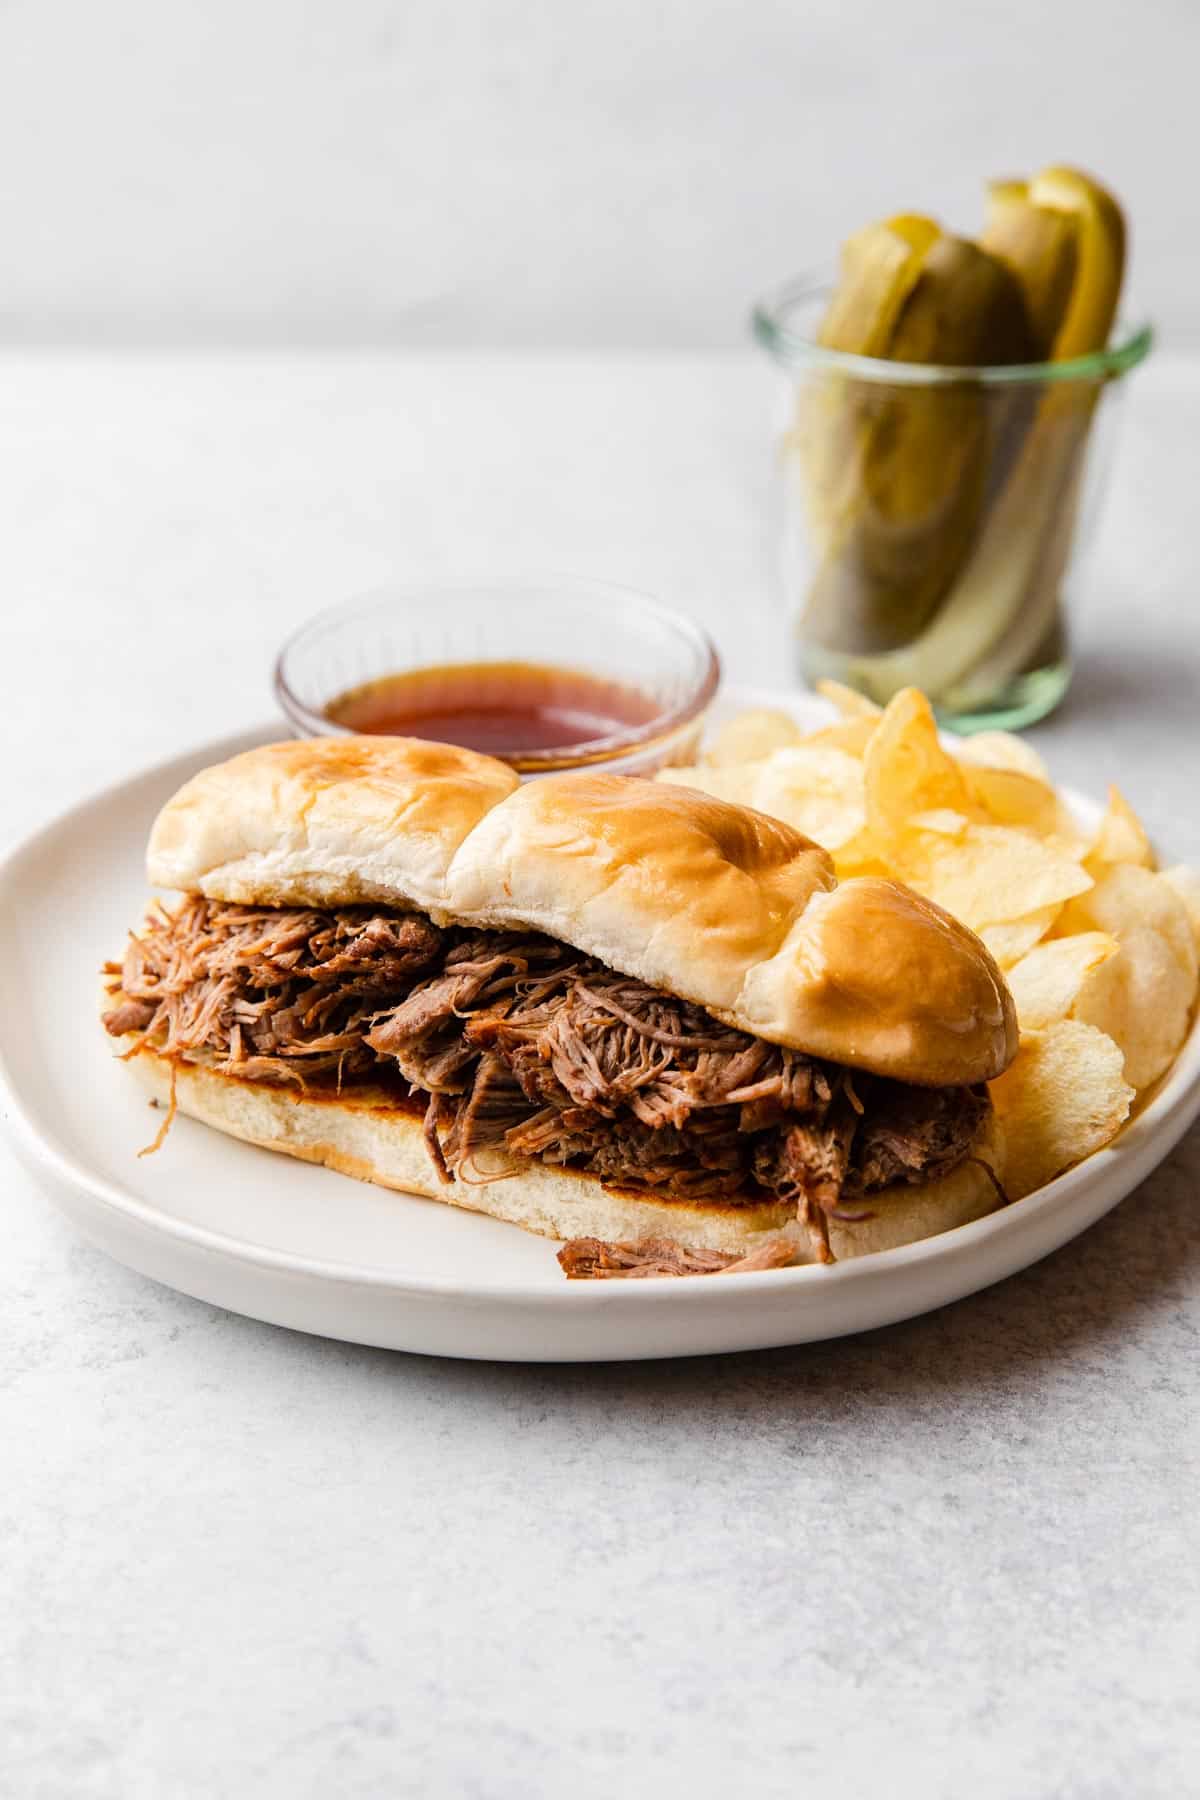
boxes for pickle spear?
[818,214,940,356]
[800,227,1034,654]
[824,167,1126,705]
[981,179,1078,359]
[1029,165,1126,359]
[802,214,942,573]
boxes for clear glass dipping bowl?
[753,274,1153,730]
[274,577,721,777]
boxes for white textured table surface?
[2,352,1198,1798]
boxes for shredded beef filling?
[556,1235,798,1279]
[104,899,989,1253]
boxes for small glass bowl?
[274,577,721,777]
[753,273,1153,730]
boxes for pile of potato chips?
[662,683,1200,1202]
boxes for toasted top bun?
[146,738,1017,1085]
[148,736,519,913]
[446,772,835,1012]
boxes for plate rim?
[2,699,1198,1311]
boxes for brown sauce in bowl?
[324,661,661,768]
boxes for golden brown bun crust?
[116,1041,1006,1264]
[147,736,518,914]
[445,772,836,1015]
[145,742,1017,1084]
[737,877,1017,1087]
[447,772,1015,1084]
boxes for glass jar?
[753,276,1152,730]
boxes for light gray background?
[1,0,1195,347]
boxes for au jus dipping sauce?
[324,661,662,770]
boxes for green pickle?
[795,168,1126,710]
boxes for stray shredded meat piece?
[137,1058,178,1157]
[965,1156,1010,1209]
[557,1233,797,1279]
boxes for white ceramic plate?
[3,692,1198,1362]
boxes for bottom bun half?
[116,1041,1007,1264]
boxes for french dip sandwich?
[102,738,1017,1268]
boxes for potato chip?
[978,908,1063,968]
[864,688,973,842]
[889,823,1092,930]
[815,678,882,721]
[1072,926,1194,1092]
[705,708,801,767]
[1040,824,1096,866]
[908,808,971,838]
[830,845,893,880]
[751,746,866,851]
[952,731,1051,782]
[1084,785,1155,874]
[989,1020,1133,1202]
[1058,864,1198,990]
[656,763,754,806]
[959,763,1065,838]
[661,746,869,855]
[1005,932,1118,1030]
[1161,865,1200,955]
[801,718,879,757]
